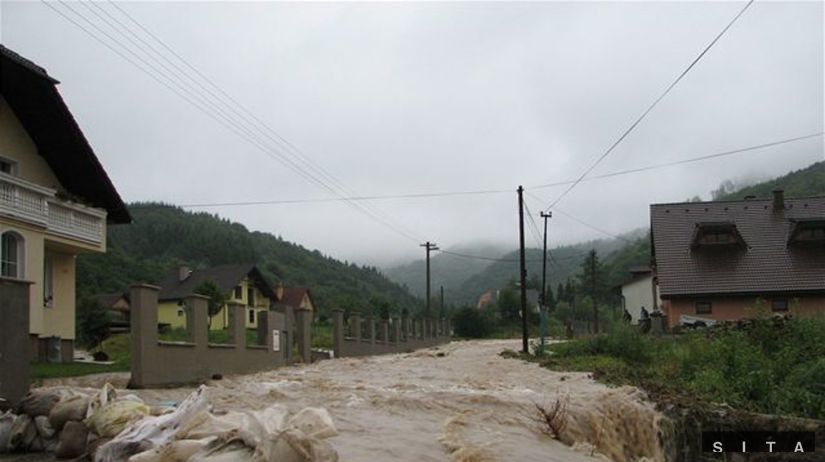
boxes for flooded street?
[39,340,667,462]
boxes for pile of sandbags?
[0,384,339,462]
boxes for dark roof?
[157,264,275,301]
[98,292,129,309]
[651,195,825,297]
[278,287,311,308]
[0,44,131,223]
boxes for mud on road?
[35,339,667,462]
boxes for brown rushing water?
[31,339,668,462]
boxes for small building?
[156,264,276,330]
[619,266,661,324]
[98,292,130,333]
[651,190,825,327]
[0,45,131,362]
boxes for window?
[43,255,54,308]
[0,231,24,279]
[695,301,712,314]
[248,309,255,324]
[247,288,255,306]
[234,285,242,299]
[177,309,184,317]
[0,157,18,176]
[771,299,789,312]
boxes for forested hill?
[77,203,420,317]
[716,161,824,200]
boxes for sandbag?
[55,420,89,459]
[18,389,63,417]
[87,383,118,420]
[50,394,90,430]
[95,386,211,462]
[286,408,338,439]
[86,400,151,438]
[188,437,255,462]
[34,415,56,439]
[0,411,15,453]
[8,414,36,451]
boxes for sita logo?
[702,431,815,454]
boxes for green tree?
[193,280,228,328]
[77,296,110,353]
[452,307,493,338]
[498,285,520,323]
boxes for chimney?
[276,281,284,299]
[772,189,785,211]
[178,266,192,282]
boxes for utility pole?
[539,211,552,354]
[420,242,439,317]
[517,186,528,354]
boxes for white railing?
[0,173,106,245]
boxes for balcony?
[0,173,106,245]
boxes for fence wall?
[0,277,31,407]
[129,284,288,388]
[332,310,451,358]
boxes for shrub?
[453,307,494,338]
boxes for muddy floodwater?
[31,340,668,462]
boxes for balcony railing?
[0,173,106,245]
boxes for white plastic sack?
[8,414,36,451]
[0,411,15,453]
[128,439,211,462]
[254,429,338,462]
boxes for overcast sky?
[2,1,823,266]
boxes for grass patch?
[311,323,333,349]
[159,327,260,345]
[526,318,825,420]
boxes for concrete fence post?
[282,305,294,363]
[129,284,160,389]
[333,309,344,358]
[268,311,285,354]
[380,321,389,346]
[0,277,32,406]
[227,302,245,347]
[295,308,312,363]
[351,313,362,342]
[393,318,401,344]
[366,317,376,344]
[185,294,210,349]
[256,310,269,346]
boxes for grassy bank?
[521,317,825,420]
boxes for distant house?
[275,285,316,313]
[0,45,131,362]
[525,289,541,313]
[619,266,661,324]
[156,264,276,330]
[476,289,495,310]
[651,190,825,327]
[98,292,130,333]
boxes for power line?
[157,131,822,208]
[43,0,427,244]
[544,0,755,211]
[532,132,824,190]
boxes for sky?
[2,1,823,267]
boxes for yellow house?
[0,45,131,362]
[156,264,276,331]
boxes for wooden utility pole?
[539,211,551,353]
[517,186,528,353]
[420,242,439,316]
